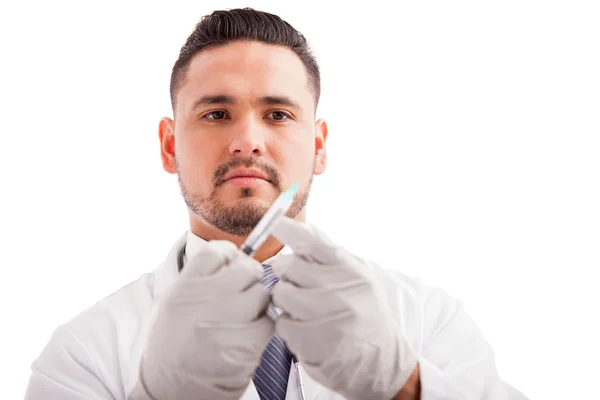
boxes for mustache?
[213,158,281,188]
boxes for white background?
[1,0,599,398]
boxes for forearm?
[393,364,421,400]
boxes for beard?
[177,157,314,237]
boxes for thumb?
[182,240,240,277]
[271,217,340,264]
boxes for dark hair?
[170,8,321,112]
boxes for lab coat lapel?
[285,361,300,400]
[285,361,330,400]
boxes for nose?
[228,117,266,157]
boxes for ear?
[159,117,177,174]
[313,118,328,175]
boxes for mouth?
[220,168,272,186]
[224,176,270,186]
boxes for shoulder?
[366,259,461,311]
[60,271,155,343]
[30,272,156,397]
[367,259,492,357]
[366,259,468,342]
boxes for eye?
[203,111,228,120]
[266,111,291,121]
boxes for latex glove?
[128,240,273,400]
[270,217,418,400]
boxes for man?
[24,7,528,400]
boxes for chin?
[225,196,271,221]
[220,185,276,202]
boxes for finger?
[193,282,271,323]
[180,247,265,296]
[246,315,277,360]
[275,312,349,365]
[200,314,275,370]
[182,240,240,277]
[271,253,363,289]
[271,217,340,264]
[207,252,265,292]
[272,278,367,321]
[270,254,321,288]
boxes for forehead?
[177,41,314,113]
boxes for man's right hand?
[129,240,273,400]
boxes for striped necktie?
[253,264,293,400]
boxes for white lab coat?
[24,231,528,400]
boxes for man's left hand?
[270,217,419,400]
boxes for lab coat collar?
[152,231,186,298]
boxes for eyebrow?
[192,95,234,110]
[191,95,301,111]
[259,95,301,109]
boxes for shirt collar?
[183,230,293,265]
[153,229,294,298]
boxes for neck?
[189,210,306,263]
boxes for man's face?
[160,41,327,236]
